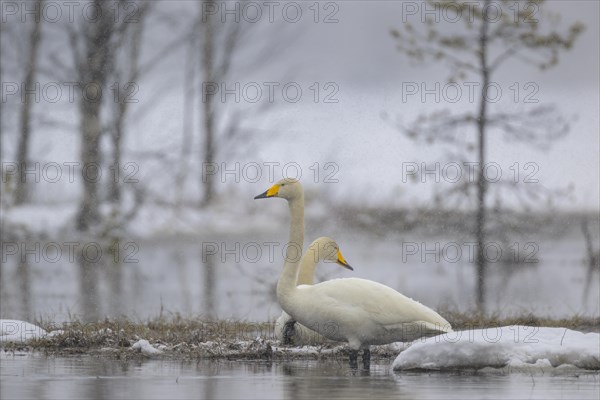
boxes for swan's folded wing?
[382,320,452,341]
[307,278,452,329]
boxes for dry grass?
[2,313,598,360]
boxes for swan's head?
[254,178,303,201]
[308,237,353,271]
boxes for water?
[1,353,598,400]
[1,230,598,323]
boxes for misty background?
[0,0,598,323]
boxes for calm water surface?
[1,353,598,400]
[1,231,598,323]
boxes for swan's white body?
[256,179,451,354]
[280,277,452,348]
[275,238,352,345]
[274,251,324,344]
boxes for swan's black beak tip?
[337,260,353,271]
[337,249,353,271]
[255,184,280,200]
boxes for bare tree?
[13,0,44,205]
[195,0,281,207]
[197,0,243,206]
[390,0,583,311]
[68,0,124,230]
[66,0,154,231]
[200,1,216,206]
[108,3,150,205]
[176,31,198,210]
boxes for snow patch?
[131,339,162,356]
[392,326,600,371]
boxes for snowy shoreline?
[2,319,598,372]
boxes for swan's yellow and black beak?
[336,249,353,270]
[254,184,280,199]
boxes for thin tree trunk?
[201,1,215,207]
[199,1,216,318]
[110,111,124,203]
[76,0,115,231]
[475,0,491,312]
[176,35,196,210]
[77,99,103,230]
[110,8,146,204]
[14,0,43,205]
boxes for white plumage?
[275,236,353,345]
[282,274,452,349]
[255,178,452,365]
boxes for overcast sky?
[253,0,600,210]
[3,0,598,210]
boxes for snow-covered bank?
[3,319,599,371]
[1,202,268,239]
[393,326,600,371]
[0,195,322,239]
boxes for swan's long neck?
[297,247,317,285]
[276,195,304,304]
[287,196,304,252]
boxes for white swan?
[256,179,352,345]
[254,178,327,344]
[255,179,452,367]
[275,237,353,345]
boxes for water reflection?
[202,248,216,319]
[173,249,191,314]
[107,239,124,319]
[17,259,32,321]
[581,219,600,305]
[3,355,597,400]
[0,231,598,323]
[77,249,100,323]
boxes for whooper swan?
[275,237,353,345]
[255,179,452,368]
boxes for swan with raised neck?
[255,179,452,368]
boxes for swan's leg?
[362,348,371,369]
[282,320,296,345]
[349,350,358,369]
